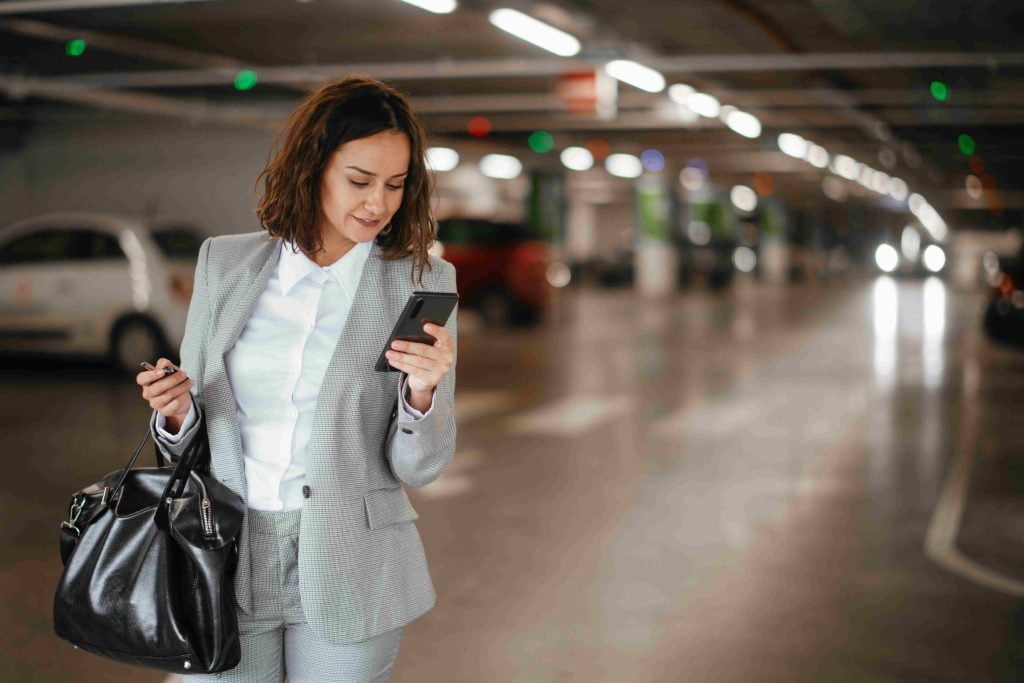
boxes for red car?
[435,218,552,326]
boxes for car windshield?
[150,228,203,259]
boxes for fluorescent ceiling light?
[667,83,694,104]
[560,146,594,171]
[400,0,457,14]
[777,133,807,158]
[686,92,719,118]
[831,154,858,180]
[489,8,581,57]
[479,153,522,179]
[723,109,761,139]
[425,147,459,172]
[604,60,665,93]
[871,170,891,195]
[889,177,909,201]
[806,144,829,169]
[857,163,875,187]
[908,193,926,215]
[730,185,757,213]
[605,153,643,178]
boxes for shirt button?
[401,428,413,434]
[302,485,311,499]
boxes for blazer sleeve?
[149,236,212,461]
[386,260,458,487]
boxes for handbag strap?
[154,422,210,530]
[108,428,155,501]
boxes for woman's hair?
[256,75,435,283]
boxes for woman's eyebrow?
[346,165,409,179]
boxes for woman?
[136,75,457,682]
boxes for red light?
[753,172,775,196]
[467,117,492,137]
[969,155,985,175]
[585,139,611,161]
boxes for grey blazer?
[151,231,457,644]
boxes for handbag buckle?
[62,495,87,535]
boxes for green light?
[234,70,258,91]
[930,81,949,101]
[958,133,976,155]
[527,130,554,154]
[65,39,86,57]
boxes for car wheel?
[478,286,515,327]
[110,316,168,374]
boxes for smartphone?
[375,291,459,372]
[140,362,179,376]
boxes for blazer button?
[401,428,413,434]
[302,485,311,499]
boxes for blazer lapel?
[203,237,280,501]
[214,238,282,360]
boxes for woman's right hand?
[137,358,194,432]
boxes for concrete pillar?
[566,197,596,262]
[759,198,790,284]
[634,176,678,297]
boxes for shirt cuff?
[399,375,434,420]
[155,401,198,443]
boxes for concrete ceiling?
[2,0,1023,229]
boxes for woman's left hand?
[385,323,455,411]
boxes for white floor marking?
[503,394,635,437]
[454,389,514,423]
[925,359,1024,597]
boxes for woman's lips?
[354,216,382,228]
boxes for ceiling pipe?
[0,0,222,14]
[0,18,238,69]
[27,50,1024,91]
[0,73,279,129]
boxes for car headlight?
[923,245,946,273]
[875,244,899,273]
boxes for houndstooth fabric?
[151,232,457,645]
[186,508,404,683]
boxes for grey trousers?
[188,507,403,683]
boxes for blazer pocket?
[364,487,419,530]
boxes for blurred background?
[3,0,1024,681]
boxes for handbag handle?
[154,423,210,530]
[108,414,199,501]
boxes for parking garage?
[3,2,1024,682]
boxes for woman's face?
[316,130,411,260]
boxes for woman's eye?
[349,180,369,189]
[386,184,405,191]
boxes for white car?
[0,213,200,372]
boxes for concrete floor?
[4,276,1024,682]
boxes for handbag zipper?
[189,472,216,538]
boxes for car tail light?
[169,273,193,304]
[997,273,1018,299]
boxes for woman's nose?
[364,188,385,212]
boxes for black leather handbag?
[53,420,245,674]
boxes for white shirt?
[158,240,430,511]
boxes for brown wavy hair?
[256,75,435,283]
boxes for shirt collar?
[278,240,373,298]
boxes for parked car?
[434,218,551,326]
[0,213,201,372]
[983,251,1024,346]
